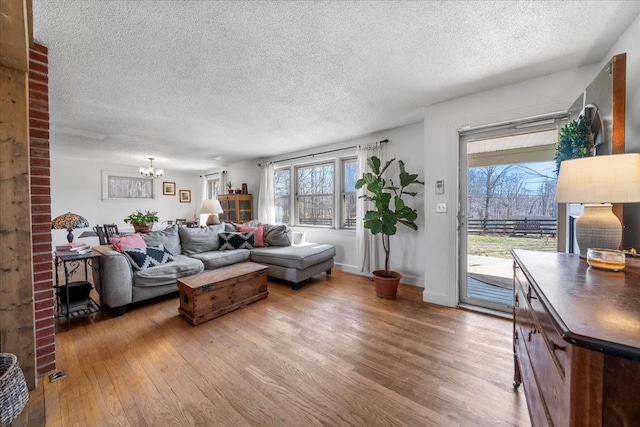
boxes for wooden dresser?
[512,249,640,426]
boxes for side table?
[54,250,102,330]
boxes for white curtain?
[258,163,275,223]
[356,143,384,274]
[200,175,208,205]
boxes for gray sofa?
[93,223,335,316]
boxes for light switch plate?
[436,203,447,213]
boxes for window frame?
[271,149,358,230]
[341,157,358,229]
[274,167,292,225]
[294,161,335,228]
[206,176,220,199]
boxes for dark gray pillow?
[264,224,292,246]
[179,223,225,255]
[140,225,181,256]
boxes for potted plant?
[355,156,424,298]
[554,115,593,174]
[226,182,234,194]
[123,210,159,233]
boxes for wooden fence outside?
[467,218,557,237]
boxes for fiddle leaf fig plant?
[355,156,424,277]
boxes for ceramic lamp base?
[205,214,220,226]
[575,204,622,258]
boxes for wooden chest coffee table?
[177,262,268,325]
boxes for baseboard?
[334,263,424,287]
[423,289,456,307]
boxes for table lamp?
[555,153,640,257]
[200,199,224,226]
[51,212,90,242]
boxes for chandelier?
[139,157,164,178]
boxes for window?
[274,169,290,223]
[206,177,220,199]
[296,162,334,226]
[342,158,357,228]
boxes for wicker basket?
[0,353,29,427]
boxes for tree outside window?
[342,158,357,228]
[274,169,290,223]
[296,163,334,226]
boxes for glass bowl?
[587,248,626,271]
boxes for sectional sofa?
[93,222,335,316]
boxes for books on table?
[55,242,89,252]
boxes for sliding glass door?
[458,120,564,312]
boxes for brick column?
[29,43,55,376]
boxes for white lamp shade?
[200,199,223,214]
[556,153,640,203]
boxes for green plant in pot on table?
[356,156,424,299]
[123,210,158,233]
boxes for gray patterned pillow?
[124,245,176,270]
[218,232,255,250]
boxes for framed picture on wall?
[163,181,176,195]
[179,189,191,203]
[102,171,154,200]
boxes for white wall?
[51,156,203,247]
[422,13,640,307]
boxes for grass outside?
[467,234,557,259]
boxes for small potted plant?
[123,210,159,233]
[356,156,424,298]
[554,115,593,174]
[226,182,234,194]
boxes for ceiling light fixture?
[140,157,164,178]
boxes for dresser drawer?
[525,281,567,376]
[515,266,567,426]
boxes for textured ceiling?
[32,1,640,171]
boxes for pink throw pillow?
[238,226,266,247]
[110,233,147,253]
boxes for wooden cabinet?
[218,194,252,223]
[512,249,640,426]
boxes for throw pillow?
[140,224,181,256]
[110,233,147,253]
[218,231,255,250]
[124,244,176,270]
[237,226,266,247]
[178,223,225,255]
[264,224,292,246]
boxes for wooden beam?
[0,0,29,72]
[0,0,36,389]
[611,53,626,227]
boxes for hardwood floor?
[17,270,530,426]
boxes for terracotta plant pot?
[372,270,402,299]
[133,223,154,233]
